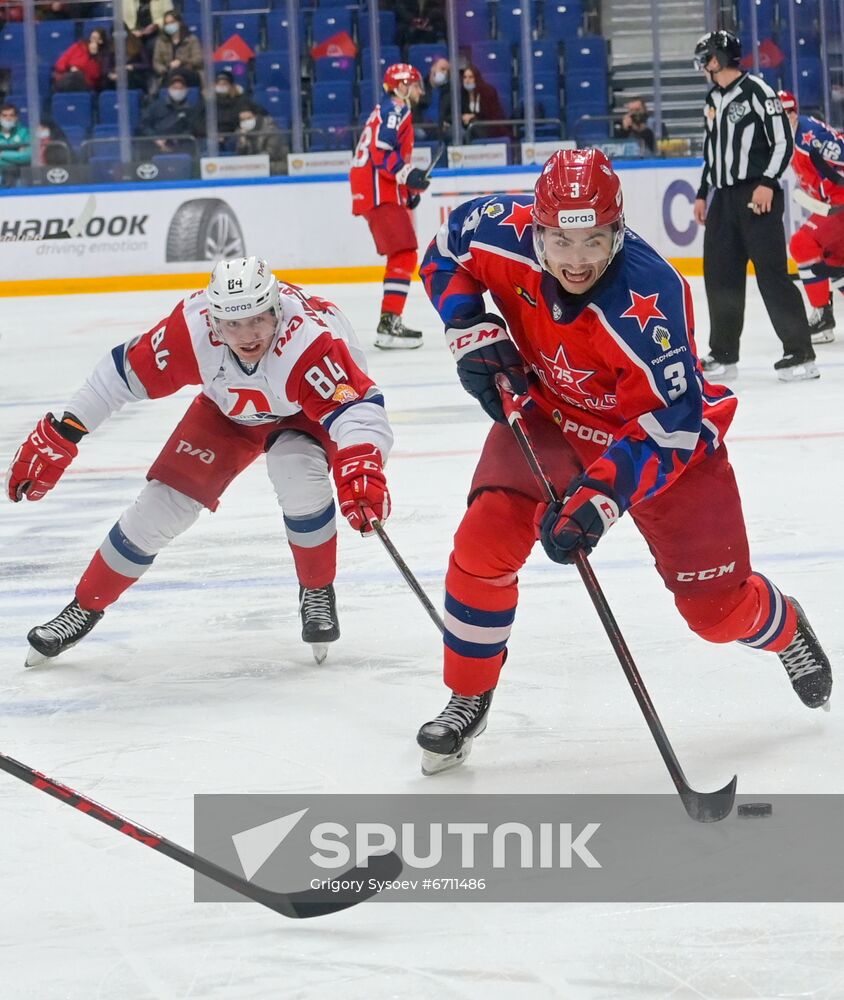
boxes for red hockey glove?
[6,414,81,502]
[333,444,390,535]
[535,482,621,564]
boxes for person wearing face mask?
[233,108,288,174]
[0,103,30,187]
[414,147,832,776]
[152,9,202,91]
[440,64,509,141]
[53,28,110,92]
[413,56,448,140]
[104,22,151,93]
[193,70,263,138]
[138,69,201,152]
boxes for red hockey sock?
[381,248,417,315]
[289,536,336,589]
[75,551,137,612]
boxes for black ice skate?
[774,351,820,382]
[808,296,835,344]
[700,354,738,381]
[26,598,104,667]
[374,312,423,351]
[417,689,494,775]
[778,598,832,709]
[299,584,340,664]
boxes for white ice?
[1,278,843,999]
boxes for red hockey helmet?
[383,63,423,93]
[533,147,624,230]
[777,89,797,113]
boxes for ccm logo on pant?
[175,440,215,464]
[676,562,735,582]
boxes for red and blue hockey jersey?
[791,114,844,207]
[421,195,738,512]
[350,94,414,215]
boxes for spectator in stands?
[441,64,509,141]
[0,2,22,24]
[36,115,72,165]
[614,96,663,153]
[38,2,83,21]
[232,108,288,175]
[137,69,200,153]
[124,0,168,56]
[104,24,152,93]
[414,55,448,136]
[0,102,30,186]
[392,0,447,47]
[195,69,265,138]
[152,10,203,92]
[53,28,109,92]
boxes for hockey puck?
[737,802,773,818]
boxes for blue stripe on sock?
[283,501,336,534]
[444,592,516,629]
[108,523,155,566]
[443,630,508,660]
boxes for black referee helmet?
[693,30,742,71]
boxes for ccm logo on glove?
[6,414,80,503]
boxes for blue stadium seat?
[568,115,609,141]
[313,56,356,83]
[407,42,448,76]
[311,80,354,116]
[255,50,293,89]
[217,13,262,50]
[456,1,492,44]
[36,21,77,66]
[0,23,24,62]
[531,73,561,118]
[80,18,112,41]
[151,153,194,179]
[795,56,822,107]
[253,86,291,126]
[421,84,442,123]
[564,35,607,73]
[471,40,513,77]
[778,28,820,58]
[758,66,781,89]
[358,10,396,48]
[543,1,584,40]
[61,124,87,152]
[93,123,120,139]
[89,156,122,183]
[308,113,354,150]
[98,89,142,129]
[529,43,559,76]
[566,72,609,109]
[483,71,513,116]
[311,8,353,44]
[737,0,777,36]
[495,2,540,40]
[360,44,401,77]
[51,93,93,132]
[787,0,820,32]
[227,0,268,9]
[266,11,308,50]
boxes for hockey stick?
[42,194,97,240]
[0,749,402,918]
[494,375,737,824]
[423,142,446,181]
[370,519,445,634]
[793,187,844,218]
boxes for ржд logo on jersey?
[176,440,215,464]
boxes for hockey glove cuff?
[333,444,391,535]
[447,313,528,423]
[6,412,84,503]
[536,480,621,564]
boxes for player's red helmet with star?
[383,63,423,93]
[777,89,797,112]
[533,147,624,230]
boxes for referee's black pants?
[703,182,813,363]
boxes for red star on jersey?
[539,344,596,396]
[499,201,534,240]
[801,130,816,146]
[620,291,667,332]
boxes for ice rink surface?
[1,276,843,999]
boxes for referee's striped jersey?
[696,72,793,198]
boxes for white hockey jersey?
[64,281,393,458]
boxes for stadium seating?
[456,2,492,45]
[255,50,293,89]
[51,92,93,132]
[98,89,142,130]
[358,10,396,48]
[151,153,194,179]
[36,22,76,67]
[542,1,584,39]
[311,8,353,45]
[495,2,540,40]
[217,13,262,51]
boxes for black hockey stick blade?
[680,774,737,824]
[0,749,402,918]
[424,142,446,180]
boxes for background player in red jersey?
[6,257,393,667]
[350,62,431,349]
[416,148,832,775]
[778,90,844,344]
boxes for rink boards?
[0,158,806,295]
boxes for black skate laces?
[780,633,821,681]
[36,602,94,641]
[300,588,334,629]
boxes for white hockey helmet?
[206,256,281,335]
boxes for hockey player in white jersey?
[6,257,394,665]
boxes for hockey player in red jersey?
[778,90,844,344]
[416,148,832,775]
[6,257,393,666]
[350,62,430,350]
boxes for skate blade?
[311,643,329,665]
[421,735,476,776]
[810,331,835,345]
[25,645,50,668]
[374,335,423,351]
[822,700,831,713]
[777,363,820,382]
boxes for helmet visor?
[534,223,618,269]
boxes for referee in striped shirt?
[693,30,817,382]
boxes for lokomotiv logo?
[557,209,596,228]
